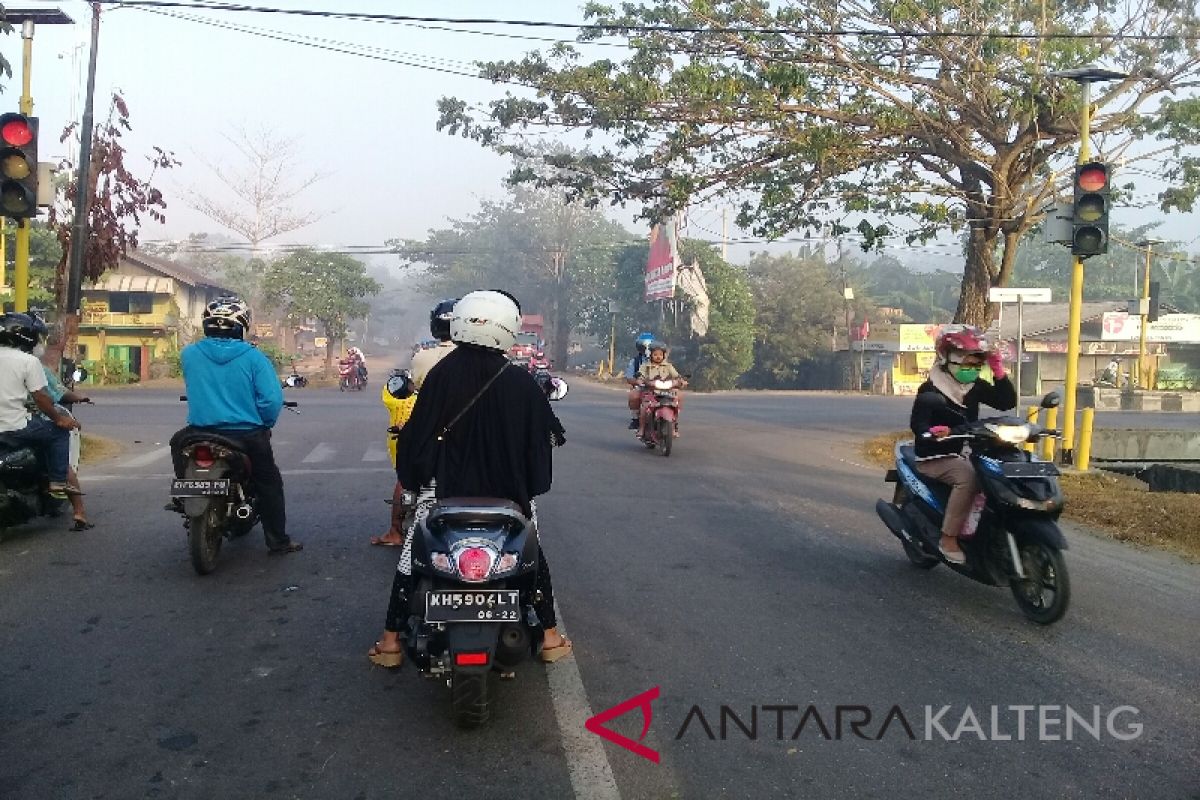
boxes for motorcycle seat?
[0,434,26,452]
[172,430,251,453]
[427,497,530,529]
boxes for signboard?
[1100,312,1200,343]
[898,324,941,352]
[254,323,275,338]
[988,287,1052,303]
[644,217,678,301]
[314,336,329,348]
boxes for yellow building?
[78,252,231,381]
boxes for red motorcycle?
[338,358,366,391]
[637,377,684,456]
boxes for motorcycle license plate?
[170,478,230,497]
[1001,462,1060,478]
[426,590,521,623]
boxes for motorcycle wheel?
[339,379,347,392]
[451,668,491,729]
[1009,540,1070,625]
[658,419,673,457]
[188,506,223,575]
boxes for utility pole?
[1135,238,1162,389]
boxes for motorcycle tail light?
[431,552,453,573]
[193,445,215,468]
[457,547,494,582]
[455,651,489,666]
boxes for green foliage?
[852,255,959,323]
[88,357,135,386]
[254,340,288,368]
[439,0,1200,326]
[261,250,379,356]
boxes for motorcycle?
[168,397,298,574]
[401,497,545,729]
[531,363,569,402]
[0,402,83,541]
[282,359,308,389]
[338,359,366,392]
[636,376,684,456]
[874,392,1071,624]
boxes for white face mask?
[32,343,45,358]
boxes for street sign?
[989,287,1052,303]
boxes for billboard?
[1100,312,1200,343]
[644,217,678,301]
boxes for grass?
[863,431,1200,561]
[80,432,124,466]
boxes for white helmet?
[450,290,521,352]
[202,296,252,338]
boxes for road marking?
[545,604,622,800]
[301,443,336,464]
[362,443,389,462]
[118,446,171,468]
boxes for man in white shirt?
[409,299,458,389]
[0,313,80,498]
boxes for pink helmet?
[935,324,989,361]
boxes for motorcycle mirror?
[72,367,88,384]
[1040,390,1062,409]
[549,378,569,401]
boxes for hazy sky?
[1,0,1197,275]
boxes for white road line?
[301,443,336,464]
[545,605,622,800]
[362,443,389,462]
[118,446,171,468]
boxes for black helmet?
[430,298,458,342]
[386,368,415,400]
[0,312,39,352]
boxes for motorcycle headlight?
[653,379,673,390]
[985,423,1032,445]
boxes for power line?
[109,1,1200,42]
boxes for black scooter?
[875,392,1070,625]
[401,498,545,728]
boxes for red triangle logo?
[585,686,661,764]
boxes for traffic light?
[1148,281,1160,323]
[0,112,38,220]
[1071,161,1110,258]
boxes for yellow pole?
[1041,406,1059,462]
[1077,408,1094,472]
[1138,243,1153,389]
[1,220,7,289]
[607,312,616,380]
[1061,82,1093,465]
[1024,405,1039,453]
[14,21,35,313]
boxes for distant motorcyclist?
[908,325,1015,564]
[636,341,686,438]
[348,346,368,384]
[0,312,80,500]
[171,297,301,555]
[623,332,655,429]
[410,298,458,390]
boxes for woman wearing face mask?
[909,325,1015,564]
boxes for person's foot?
[268,541,304,555]
[370,531,404,547]
[367,641,404,668]
[164,498,184,513]
[69,518,95,532]
[541,634,573,663]
[628,418,639,430]
[939,535,966,564]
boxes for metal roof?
[83,274,175,294]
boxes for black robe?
[394,344,564,516]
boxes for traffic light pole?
[1061,81,1093,465]
[14,20,34,313]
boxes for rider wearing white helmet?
[171,296,301,554]
[367,289,572,667]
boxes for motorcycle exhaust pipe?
[234,504,253,520]
[875,499,914,545]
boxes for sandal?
[540,636,573,664]
[69,518,95,532]
[367,642,404,668]
[268,541,304,555]
[369,534,404,547]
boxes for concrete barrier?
[1091,429,1200,462]
[1140,464,1200,493]
[1080,387,1200,412]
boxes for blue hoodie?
[181,338,283,430]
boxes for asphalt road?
[0,379,1196,800]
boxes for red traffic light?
[0,117,33,147]
[1077,164,1108,192]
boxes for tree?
[852,254,959,323]
[438,1,1200,326]
[609,239,755,390]
[392,179,631,365]
[260,249,380,372]
[188,126,324,250]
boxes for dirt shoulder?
[864,431,1200,562]
[81,432,125,466]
